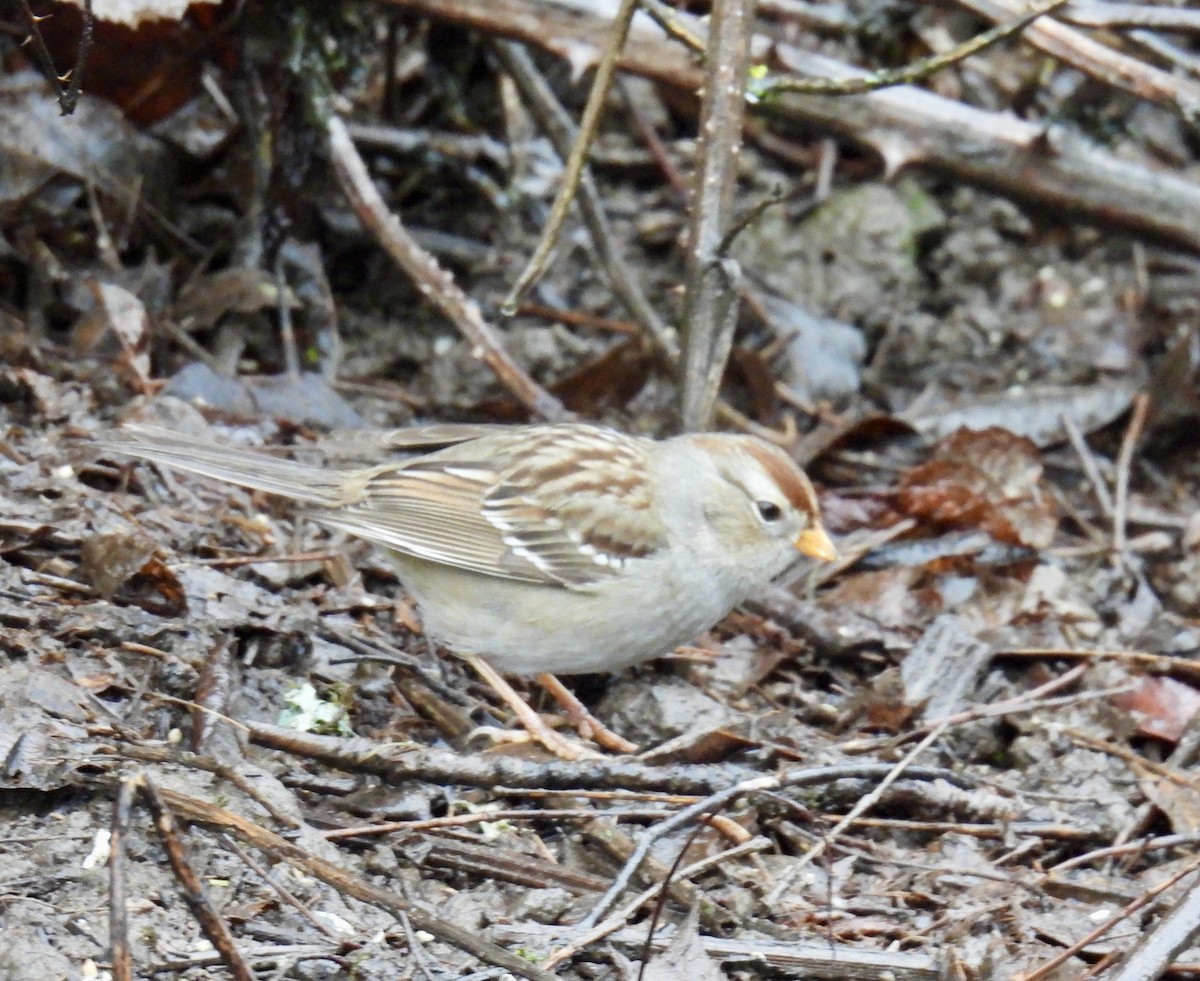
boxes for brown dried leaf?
[1142,776,1200,835]
[897,427,1057,549]
[85,281,152,387]
[1112,676,1200,744]
[79,531,186,617]
[730,346,780,424]
[819,567,934,628]
[550,339,654,414]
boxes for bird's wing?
[312,425,668,587]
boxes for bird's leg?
[535,673,639,754]
[466,656,601,761]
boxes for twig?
[762,722,949,908]
[491,40,679,361]
[220,833,341,940]
[953,0,1200,114]
[59,0,93,115]
[818,668,1113,770]
[320,807,673,840]
[246,718,760,793]
[577,761,969,928]
[322,112,566,419]
[380,0,1200,251]
[399,911,445,981]
[19,0,94,115]
[679,0,757,430]
[1113,393,1149,553]
[115,743,299,829]
[1017,855,1200,981]
[501,0,641,314]
[110,777,136,981]
[249,718,968,793]
[1098,873,1200,981]
[1066,730,1200,794]
[155,785,562,981]
[1048,832,1200,875]
[1063,1,1200,33]
[580,820,731,930]
[1062,413,1115,518]
[138,774,255,981]
[1130,30,1200,79]
[1001,646,1200,683]
[166,549,342,570]
[495,921,941,979]
[517,302,640,336]
[275,252,301,378]
[545,838,770,970]
[830,815,1089,840]
[764,0,1069,95]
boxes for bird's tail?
[92,425,353,507]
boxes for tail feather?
[92,425,352,507]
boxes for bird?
[94,422,836,757]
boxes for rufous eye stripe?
[741,442,819,516]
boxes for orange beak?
[795,525,837,562]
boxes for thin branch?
[782,721,950,879]
[576,761,968,929]
[109,776,136,981]
[156,785,563,981]
[546,839,770,971]
[19,0,94,114]
[1017,856,1200,981]
[59,0,93,114]
[763,0,1069,96]
[378,0,1200,257]
[491,39,679,362]
[1100,874,1200,981]
[679,0,757,430]
[1063,1,1200,33]
[138,774,255,981]
[954,0,1200,114]
[322,112,567,419]
[501,0,641,314]
[1113,392,1149,554]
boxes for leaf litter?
[2,6,1200,979]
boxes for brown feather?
[740,442,820,517]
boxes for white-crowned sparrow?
[96,422,836,676]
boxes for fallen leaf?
[896,427,1057,549]
[1112,676,1200,743]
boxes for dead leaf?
[1112,676,1200,743]
[83,281,152,388]
[79,531,187,617]
[902,379,1138,447]
[1141,776,1200,834]
[896,427,1058,549]
[0,72,170,206]
[637,906,724,981]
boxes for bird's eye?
[756,500,783,522]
